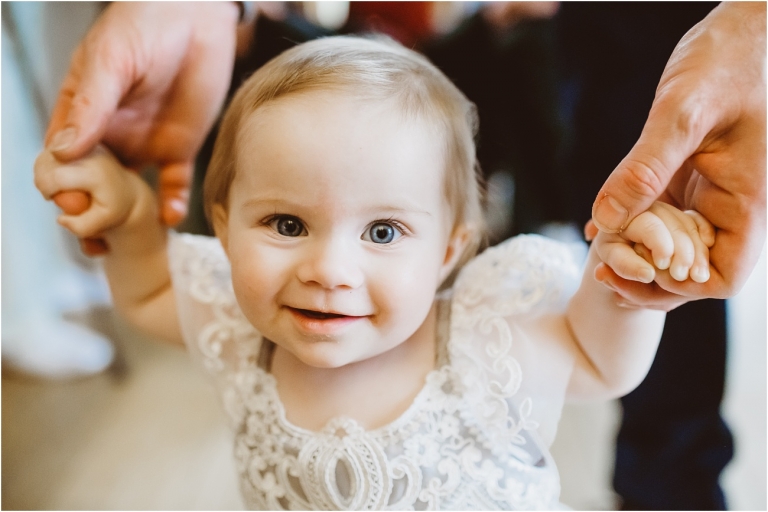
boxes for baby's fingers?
[685,210,715,247]
[595,233,656,283]
[33,150,62,198]
[57,202,124,239]
[620,211,674,270]
[651,203,709,282]
[34,153,97,199]
[684,210,713,283]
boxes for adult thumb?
[45,49,126,162]
[592,95,706,233]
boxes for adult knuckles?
[616,156,668,202]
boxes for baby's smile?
[286,306,367,335]
[293,308,347,320]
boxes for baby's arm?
[34,147,182,345]
[565,202,714,400]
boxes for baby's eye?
[363,222,403,244]
[268,215,306,237]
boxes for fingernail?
[593,194,629,233]
[169,198,186,214]
[163,198,187,227]
[691,265,710,283]
[47,127,77,152]
[655,257,670,270]
[670,264,689,282]
[638,267,655,283]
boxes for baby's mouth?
[292,308,348,320]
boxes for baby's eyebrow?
[241,197,433,217]
[367,205,433,217]
[240,197,304,210]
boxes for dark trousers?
[616,298,732,510]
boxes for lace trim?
[228,363,557,510]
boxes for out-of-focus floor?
[3,250,765,510]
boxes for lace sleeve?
[167,232,262,383]
[449,234,584,447]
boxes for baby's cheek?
[368,259,438,334]
[230,256,278,321]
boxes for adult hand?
[591,2,766,304]
[45,2,240,229]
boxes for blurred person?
[2,2,113,378]
[345,1,433,47]
[425,2,567,242]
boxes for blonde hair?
[204,35,486,282]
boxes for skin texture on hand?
[591,2,766,306]
[44,2,240,227]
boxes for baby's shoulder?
[168,232,262,379]
[169,232,227,269]
[452,234,583,317]
[168,232,232,302]
[463,234,580,273]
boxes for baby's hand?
[594,202,715,285]
[34,145,140,246]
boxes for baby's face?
[214,91,464,369]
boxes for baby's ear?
[439,224,473,283]
[211,204,230,256]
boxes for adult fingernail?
[638,267,655,283]
[47,127,77,152]
[163,198,187,226]
[593,194,628,233]
[169,198,186,214]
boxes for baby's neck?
[271,303,438,432]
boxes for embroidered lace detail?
[169,233,575,510]
[169,233,261,379]
[448,235,580,456]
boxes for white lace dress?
[169,232,583,510]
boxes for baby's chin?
[269,337,356,370]
[276,337,393,372]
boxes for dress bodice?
[169,232,582,510]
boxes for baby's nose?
[296,237,364,290]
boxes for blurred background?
[2,2,765,509]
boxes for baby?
[35,36,713,510]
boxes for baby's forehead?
[230,85,461,212]
[229,89,454,212]
[240,88,445,138]
[237,91,444,162]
